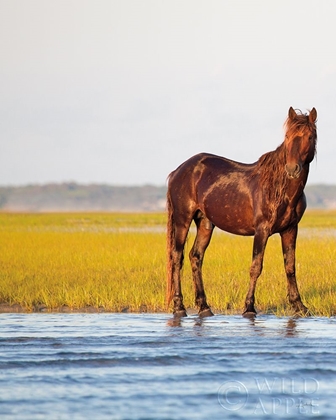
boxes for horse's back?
[169,152,253,184]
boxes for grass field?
[0,211,336,316]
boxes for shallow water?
[0,314,335,420]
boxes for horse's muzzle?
[285,163,302,179]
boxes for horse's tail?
[166,183,175,309]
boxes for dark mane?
[253,144,286,183]
[252,108,317,197]
[252,145,288,220]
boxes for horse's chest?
[272,206,297,233]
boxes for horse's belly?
[203,193,255,236]
[211,212,255,235]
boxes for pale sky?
[1,0,335,186]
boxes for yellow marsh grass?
[0,211,336,316]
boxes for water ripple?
[0,313,335,419]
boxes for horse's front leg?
[243,227,269,316]
[280,226,309,315]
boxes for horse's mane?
[250,145,287,223]
[253,144,288,195]
[253,109,316,188]
[251,109,316,221]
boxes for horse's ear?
[288,107,297,119]
[309,107,317,123]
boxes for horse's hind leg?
[169,219,192,317]
[189,212,214,317]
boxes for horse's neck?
[286,166,309,203]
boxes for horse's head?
[284,107,317,179]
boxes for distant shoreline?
[1,183,335,211]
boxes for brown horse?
[166,107,317,317]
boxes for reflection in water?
[285,318,298,337]
[166,315,205,328]
[166,316,183,327]
[246,315,300,338]
[167,313,300,339]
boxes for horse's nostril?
[285,164,302,178]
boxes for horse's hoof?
[199,308,214,317]
[294,308,311,318]
[174,309,187,318]
[292,303,310,317]
[242,311,257,318]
